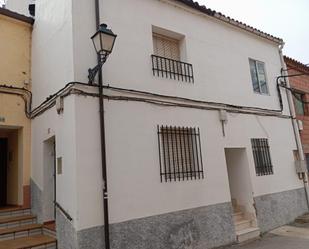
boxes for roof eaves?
[174,0,283,44]
[284,56,309,73]
[0,7,34,25]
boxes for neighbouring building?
[284,56,309,166]
[0,7,33,209]
[1,0,308,249]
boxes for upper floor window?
[294,92,306,115]
[151,29,194,83]
[153,33,181,61]
[249,59,269,94]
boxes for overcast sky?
[1,0,308,63]
[197,0,309,64]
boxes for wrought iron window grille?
[251,138,273,176]
[157,126,204,182]
[151,55,194,83]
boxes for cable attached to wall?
[0,84,32,118]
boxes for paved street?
[223,224,309,249]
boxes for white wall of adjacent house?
[31,0,75,107]
[5,0,34,16]
[30,0,303,233]
[31,95,79,224]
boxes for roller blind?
[153,33,180,61]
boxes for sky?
[196,0,309,64]
[1,0,308,63]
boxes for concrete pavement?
[222,224,309,249]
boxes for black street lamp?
[88,23,117,84]
[88,23,117,249]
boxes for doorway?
[224,148,256,218]
[43,137,56,222]
[0,138,8,207]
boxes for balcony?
[151,55,194,83]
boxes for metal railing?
[54,202,72,222]
[251,138,273,176]
[157,126,204,182]
[151,55,194,83]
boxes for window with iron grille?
[251,138,273,176]
[157,126,204,182]
[152,33,194,83]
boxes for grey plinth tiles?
[32,187,309,249]
[56,209,78,249]
[30,179,43,223]
[60,202,235,249]
[109,202,235,249]
[254,187,309,233]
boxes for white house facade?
[13,0,309,248]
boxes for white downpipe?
[278,44,309,209]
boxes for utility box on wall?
[295,160,308,173]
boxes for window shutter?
[153,33,180,61]
[256,62,267,94]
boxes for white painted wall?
[31,0,74,107]
[223,112,301,196]
[225,148,255,215]
[93,0,289,114]
[74,95,104,230]
[33,0,290,114]
[5,0,34,16]
[64,92,301,230]
[43,137,55,222]
[31,96,78,225]
[30,0,303,233]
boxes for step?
[235,219,252,231]
[0,224,43,241]
[43,221,56,238]
[43,228,56,239]
[0,215,36,229]
[43,226,56,239]
[0,208,31,219]
[0,234,56,249]
[236,227,260,243]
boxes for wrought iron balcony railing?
[151,55,194,83]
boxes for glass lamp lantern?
[91,23,117,56]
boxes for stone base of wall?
[56,209,78,249]
[58,202,235,249]
[30,179,43,223]
[254,187,309,233]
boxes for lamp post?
[88,23,117,249]
[88,23,117,84]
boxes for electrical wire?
[0,85,32,118]
[38,86,290,119]
[104,85,284,114]
[0,79,297,120]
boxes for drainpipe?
[278,44,309,209]
[95,0,111,248]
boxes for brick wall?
[285,57,309,154]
